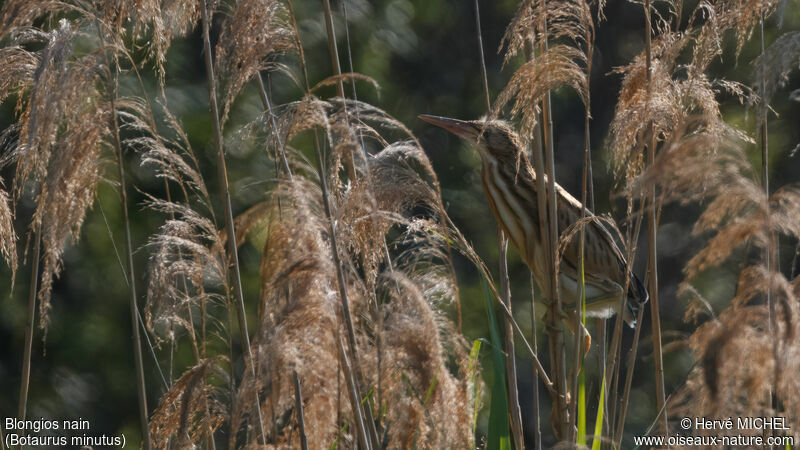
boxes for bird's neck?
[481,151,537,184]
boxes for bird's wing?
[513,167,632,294]
[552,182,631,287]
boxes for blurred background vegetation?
[1,0,800,447]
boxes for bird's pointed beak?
[418,114,480,140]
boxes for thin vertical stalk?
[309,70,377,450]
[17,230,41,426]
[113,42,211,444]
[320,0,358,181]
[606,10,657,433]
[339,0,388,418]
[605,200,645,448]
[168,325,174,384]
[96,32,209,446]
[318,2,381,447]
[284,3,373,446]
[613,306,646,447]
[569,109,587,445]
[500,234,525,450]
[474,1,524,446]
[199,1,266,444]
[226,0,292,185]
[105,54,152,450]
[286,0,310,92]
[293,372,309,450]
[523,27,568,438]
[605,309,623,436]
[759,13,780,433]
[543,80,570,443]
[534,0,570,435]
[321,0,345,99]
[530,275,542,450]
[159,136,214,448]
[340,1,398,430]
[759,12,770,328]
[570,16,594,442]
[316,143,378,450]
[338,335,370,449]
[474,0,491,111]
[594,318,607,447]
[524,37,545,450]
[643,0,667,435]
[183,301,216,449]
[318,0,358,379]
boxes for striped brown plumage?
[420,114,648,326]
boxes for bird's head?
[419,114,522,164]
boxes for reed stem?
[17,229,40,427]
[613,306,646,447]
[318,2,384,446]
[570,12,595,441]
[759,13,780,435]
[199,1,266,443]
[500,234,525,449]
[338,335,371,449]
[473,1,524,446]
[644,0,667,434]
[530,274,542,450]
[293,372,309,450]
[533,2,570,435]
[522,36,546,449]
[285,3,374,445]
[105,52,152,450]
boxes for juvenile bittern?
[420,114,648,331]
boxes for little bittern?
[420,114,648,328]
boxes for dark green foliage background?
[1,0,800,447]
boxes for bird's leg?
[563,312,590,419]
[564,310,591,358]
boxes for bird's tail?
[623,274,649,327]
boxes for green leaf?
[578,250,587,446]
[468,339,483,436]
[423,373,439,406]
[591,372,606,450]
[483,280,511,450]
[578,368,586,445]
[328,423,349,450]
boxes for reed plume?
[0,181,16,284]
[141,81,478,446]
[136,98,224,345]
[497,0,592,137]
[0,20,110,332]
[149,357,227,449]
[226,102,475,447]
[642,126,800,444]
[214,0,295,125]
